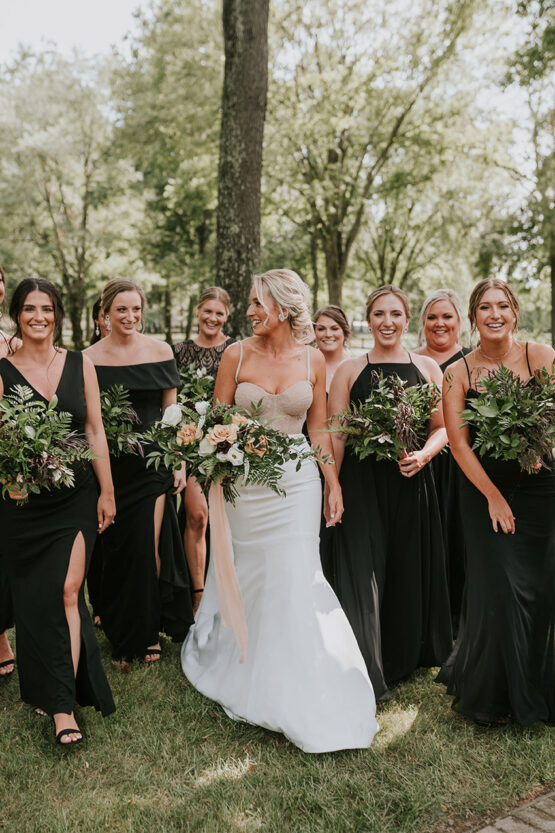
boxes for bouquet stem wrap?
[208,482,248,663]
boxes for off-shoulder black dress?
[333,356,452,701]
[0,352,115,716]
[95,360,194,662]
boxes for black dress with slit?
[333,356,452,700]
[0,352,115,716]
[95,360,194,662]
[438,353,554,725]
[433,348,470,631]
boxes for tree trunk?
[310,230,320,313]
[185,294,197,340]
[164,280,172,343]
[216,0,270,338]
[550,247,555,347]
[66,283,84,350]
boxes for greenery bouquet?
[177,364,216,404]
[100,384,144,457]
[144,399,313,503]
[0,385,95,505]
[330,370,440,462]
[460,364,555,474]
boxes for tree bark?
[550,246,555,347]
[216,0,270,338]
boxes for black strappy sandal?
[0,659,15,678]
[55,728,83,746]
[144,647,162,663]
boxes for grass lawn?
[1,629,553,833]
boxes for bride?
[181,269,378,753]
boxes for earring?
[105,315,111,333]
[278,311,288,322]
[94,323,100,337]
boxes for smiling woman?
[329,284,451,701]
[84,278,193,666]
[438,278,555,727]
[0,277,116,745]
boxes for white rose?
[216,452,229,462]
[195,401,210,415]
[51,468,63,482]
[161,403,182,426]
[196,367,207,378]
[198,437,216,456]
[226,444,244,466]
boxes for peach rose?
[176,423,200,446]
[231,412,250,427]
[245,434,267,457]
[206,423,239,446]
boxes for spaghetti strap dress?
[432,348,471,632]
[333,355,452,701]
[182,344,378,753]
[0,352,115,716]
[94,360,194,662]
[438,349,554,725]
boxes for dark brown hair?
[9,278,64,345]
[314,305,351,340]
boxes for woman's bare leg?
[184,478,208,613]
[54,532,86,743]
[0,630,14,675]
[145,494,166,662]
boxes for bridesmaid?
[438,278,554,726]
[313,305,350,584]
[172,287,235,613]
[0,278,115,743]
[415,289,470,630]
[313,305,350,392]
[85,278,193,664]
[329,285,452,701]
[87,297,110,628]
[0,266,19,678]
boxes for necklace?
[478,340,514,363]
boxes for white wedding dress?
[181,344,378,753]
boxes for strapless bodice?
[235,380,313,435]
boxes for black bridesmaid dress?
[0,352,115,716]
[333,355,452,700]
[439,353,554,725]
[95,360,193,662]
[433,349,470,632]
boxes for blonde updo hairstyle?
[468,278,519,341]
[417,289,464,346]
[252,269,314,344]
[197,286,230,314]
[365,285,410,322]
[101,278,146,317]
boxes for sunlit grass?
[1,629,553,833]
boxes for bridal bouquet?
[144,399,312,503]
[0,385,95,505]
[330,371,440,462]
[177,364,215,404]
[460,364,555,474]
[100,384,144,457]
